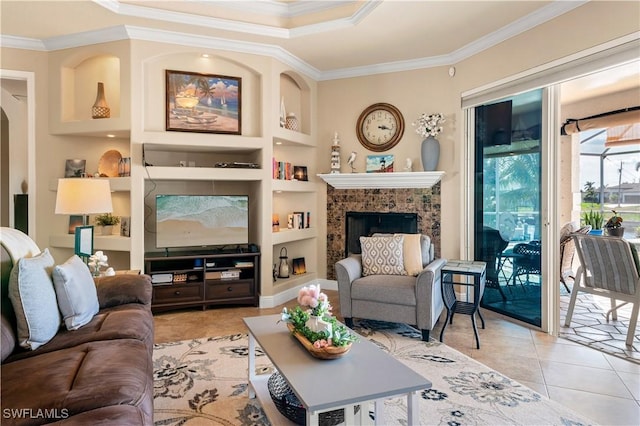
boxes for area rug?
[153,320,594,425]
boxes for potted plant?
[582,210,603,235]
[604,210,624,237]
[95,213,120,235]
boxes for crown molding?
[1,1,589,81]
[0,35,46,51]
[93,0,379,39]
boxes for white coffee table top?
[244,314,431,414]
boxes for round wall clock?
[356,103,405,152]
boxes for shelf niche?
[280,71,310,136]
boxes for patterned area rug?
[153,320,594,425]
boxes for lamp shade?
[55,179,113,215]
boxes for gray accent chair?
[564,234,640,346]
[335,244,446,341]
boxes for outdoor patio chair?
[564,234,640,346]
[559,222,591,292]
[479,227,509,300]
[512,240,541,286]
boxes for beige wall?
[316,1,640,269]
[0,0,638,282]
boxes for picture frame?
[366,154,394,173]
[120,216,130,237]
[65,159,86,178]
[293,165,308,181]
[74,226,93,258]
[68,215,84,234]
[166,70,241,135]
[292,257,306,275]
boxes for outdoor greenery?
[582,210,603,230]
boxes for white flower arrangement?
[88,251,109,277]
[412,113,445,139]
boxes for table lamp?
[55,178,113,259]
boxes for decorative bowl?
[286,323,351,360]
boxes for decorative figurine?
[330,132,341,174]
[404,158,413,172]
[347,151,357,173]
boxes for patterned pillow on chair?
[360,235,406,276]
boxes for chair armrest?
[94,274,152,309]
[415,258,447,330]
[335,255,362,320]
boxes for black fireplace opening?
[345,212,418,257]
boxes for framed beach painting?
[166,70,241,134]
[366,154,394,173]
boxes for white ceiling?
[1,0,638,102]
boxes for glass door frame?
[462,87,561,334]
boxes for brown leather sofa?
[1,230,154,425]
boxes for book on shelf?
[234,261,254,268]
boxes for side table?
[439,260,487,349]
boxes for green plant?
[94,213,120,226]
[582,210,603,230]
[604,210,623,229]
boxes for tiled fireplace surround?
[326,184,442,280]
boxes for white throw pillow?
[8,248,61,350]
[52,255,99,330]
[396,233,423,276]
[360,235,406,276]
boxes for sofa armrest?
[335,255,362,320]
[415,258,447,330]
[94,274,152,309]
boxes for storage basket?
[267,371,345,426]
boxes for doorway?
[473,90,544,327]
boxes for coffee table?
[244,314,431,425]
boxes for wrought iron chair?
[564,234,640,346]
[479,227,509,300]
[512,240,541,286]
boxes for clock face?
[356,103,404,152]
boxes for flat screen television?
[156,195,249,249]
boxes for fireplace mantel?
[317,171,444,189]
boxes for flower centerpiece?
[280,285,358,359]
[604,210,624,237]
[412,112,445,139]
[412,112,445,172]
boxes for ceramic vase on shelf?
[421,136,440,171]
[285,113,299,131]
[92,82,110,119]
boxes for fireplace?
[345,212,418,257]
[325,185,441,280]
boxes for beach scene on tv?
[156,195,248,248]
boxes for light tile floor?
[154,290,640,425]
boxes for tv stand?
[145,250,260,312]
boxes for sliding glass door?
[473,90,543,327]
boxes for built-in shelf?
[50,234,131,252]
[272,228,317,245]
[144,166,262,181]
[317,171,445,189]
[272,179,315,192]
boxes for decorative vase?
[606,227,624,237]
[92,82,110,119]
[305,315,332,336]
[101,225,114,236]
[278,247,289,278]
[285,113,299,131]
[421,136,440,171]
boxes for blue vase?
[421,136,440,171]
